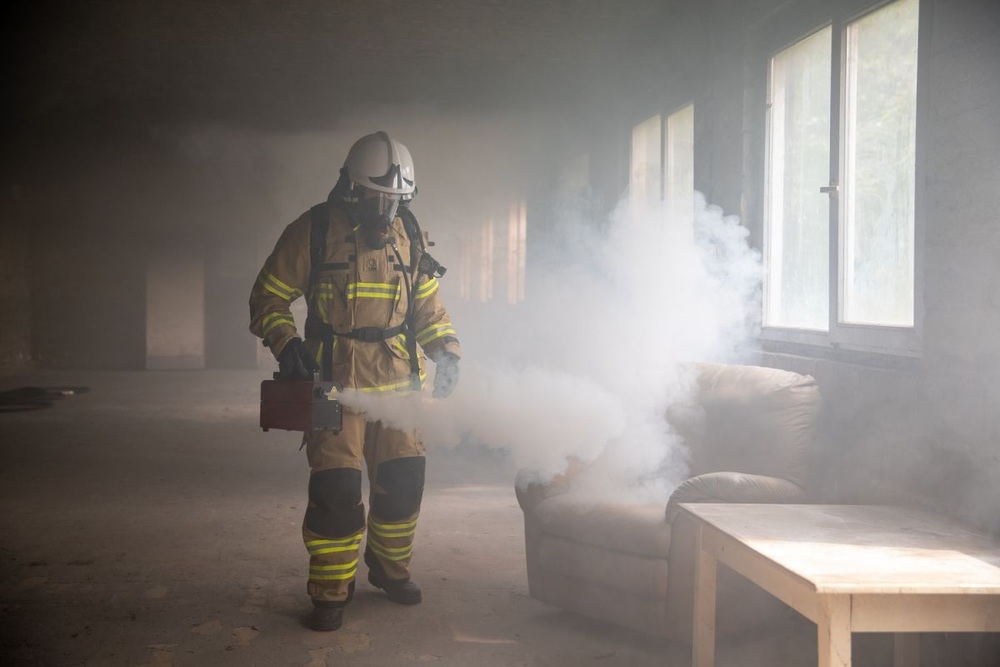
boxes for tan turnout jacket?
[250,203,461,392]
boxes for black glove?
[277,338,319,380]
[432,352,460,399]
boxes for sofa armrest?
[515,458,587,514]
[665,471,805,522]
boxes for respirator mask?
[355,191,401,249]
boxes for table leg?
[693,522,717,667]
[893,633,919,667]
[818,595,852,667]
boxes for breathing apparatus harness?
[303,199,446,389]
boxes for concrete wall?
[554,0,999,541]
[4,110,545,372]
[552,2,998,660]
[146,247,205,370]
[753,0,1000,536]
[0,186,32,373]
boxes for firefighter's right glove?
[432,352,460,399]
[277,338,319,380]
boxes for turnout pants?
[302,409,426,604]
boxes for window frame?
[629,102,696,207]
[754,0,928,358]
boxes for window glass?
[664,103,695,228]
[764,27,832,330]
[506,200,527,305]
[842,0,919,326]
[630,114,662,202]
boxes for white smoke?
[169,115,760,503]
[338,191,761,503]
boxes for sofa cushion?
[669,363,820,488]
[535,493,672,558]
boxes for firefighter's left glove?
[432,352,460,399]
[277,338,319,380]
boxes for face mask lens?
[360,193,400,219]
[380,196,400,221]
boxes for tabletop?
[679,503,1000,595]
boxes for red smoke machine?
[260,374,343,434]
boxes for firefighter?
[249,131,461,632]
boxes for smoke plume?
[339,191,761,503]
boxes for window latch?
[820,182,839,197]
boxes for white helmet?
[343,131,415,202]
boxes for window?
[458,200,527,305]
[458,218,494,303]
[762,0,921,352]
[630,104,695,228]
[765,27,832,331]
[664,103,695,226]
[506,200,527,305]
[630,114,661,202]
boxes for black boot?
[365,549,422,605]
[308,581,354,631]
[309,601,344,631]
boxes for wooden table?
[681,504,1000,667]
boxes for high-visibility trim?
[306,535,362,555]
[258,270,302,301]
[369,517,418,532]
[416,322,457,345]
[261,311,295,335]
[311,337,337,365]
[367,542,413,562]
[309,559,359,581]
[368,514,418,539]
[369,525,416,539]
[358,371,426,394]
[415,278,439,300]
[345,282,400,301]
[391,335,409,359]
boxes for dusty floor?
[0,370,837,666]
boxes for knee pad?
[371,456,426,521]
[305,468,364,537]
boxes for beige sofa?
[515,363,822,641]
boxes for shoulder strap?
[397,207,447,278]
[307,203,333,381]
[308,203,329,290]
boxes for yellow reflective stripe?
[306,536,362,555]
[258,270,302,301]
[358,371,426,393]
[415,278,439,299]
[369,517,418,531]
[416,322,457,345]
[312,337,337,366]
[345,282,400,301]
[310,559,359,572]
[261,311,295,335]
[306,536,362,548]
[309,563,359,580]
[370,526,416,539]
[367,542,413,562]
[369,516,417,538]
[391,336,409,359]
[371,541,413,556]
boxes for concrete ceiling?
[5,0,679,133]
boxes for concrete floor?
[0,370,825,666]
